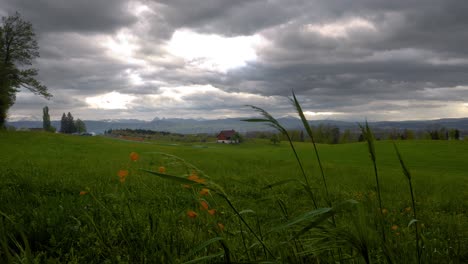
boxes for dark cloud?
[2,0,468,121]
[0,0,137,34]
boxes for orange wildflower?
[79,191,88,196]
[130,152,139,161]
[158,166,166,174]
[195,177,206,184]
[217,223,225,231]
[118,170,129,177]
[118,169,129,183]
[182,184,191,189]
[200,200,209,210]
[391,225,399,231]
[188,174,199,181]
[208,209,216,216]
[187,210,198,219]
[188,174,206,183]
[199,188,210,196]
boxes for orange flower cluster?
[79,191,88,196]
[187,172,206,184]
[130,152,139,161]
[183,171,224,231]
[118,169,129,183]
[200,200,209,210]
[187,210,198,218]
[198,200,217,216]
[158,166,166,174]
[199,188,210,196]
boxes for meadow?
[0,130,466,263]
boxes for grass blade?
[182,237,224,261]
[359,121,386,242]
[262,179,300,190]
[243,105,318,209]
[182,251,224,264]
[140,169,204,185]
[393,143,421,263]
[291,91,330,206]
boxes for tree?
[402,129,415,140]
[66,112,76,133]
[341,129,352,143]
[0,12,50,128]
[231,132,243,143]
[270,133,281,145]
[75,119,87,133]
[449,129,460,140]
[60,112,67,133]
[42,106,53,132]
[330,126,340,144]
[427,125,447,140]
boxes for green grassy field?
[0,131,466,263]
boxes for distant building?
[217,129,238,144]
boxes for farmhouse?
[217,129,238,144]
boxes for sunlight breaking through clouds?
[86,91,136,110]
[166,29,265,72]
[103,30,144,65]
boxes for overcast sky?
[2,0,468,121]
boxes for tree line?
[246,123,464,145]
[60,112,86,134]
[41,106,86,134]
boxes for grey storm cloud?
[2,0,468,121]
[0,0,137,33]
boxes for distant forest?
[105,125,464,145]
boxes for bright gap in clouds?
[166,29,264,72]
[86,92,136,110]
[304,111,340,117]
[304,17,376,38]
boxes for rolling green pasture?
[0,131,466,263]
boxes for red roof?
[217,130,236,140]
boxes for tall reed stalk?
[243,105,318,209]
[359,121,386,242]
[290,91,330,206]
[393,143,421,263]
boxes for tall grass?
[394,143,421,263]
[359,121,387,243]
[243,104,318,209]
[0,106,466,262]
[290,91,330,206]
[136,93,467,263]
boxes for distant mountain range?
[7,117,468,135]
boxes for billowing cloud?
[3,0,468,122]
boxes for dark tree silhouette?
[0,12,50,128]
